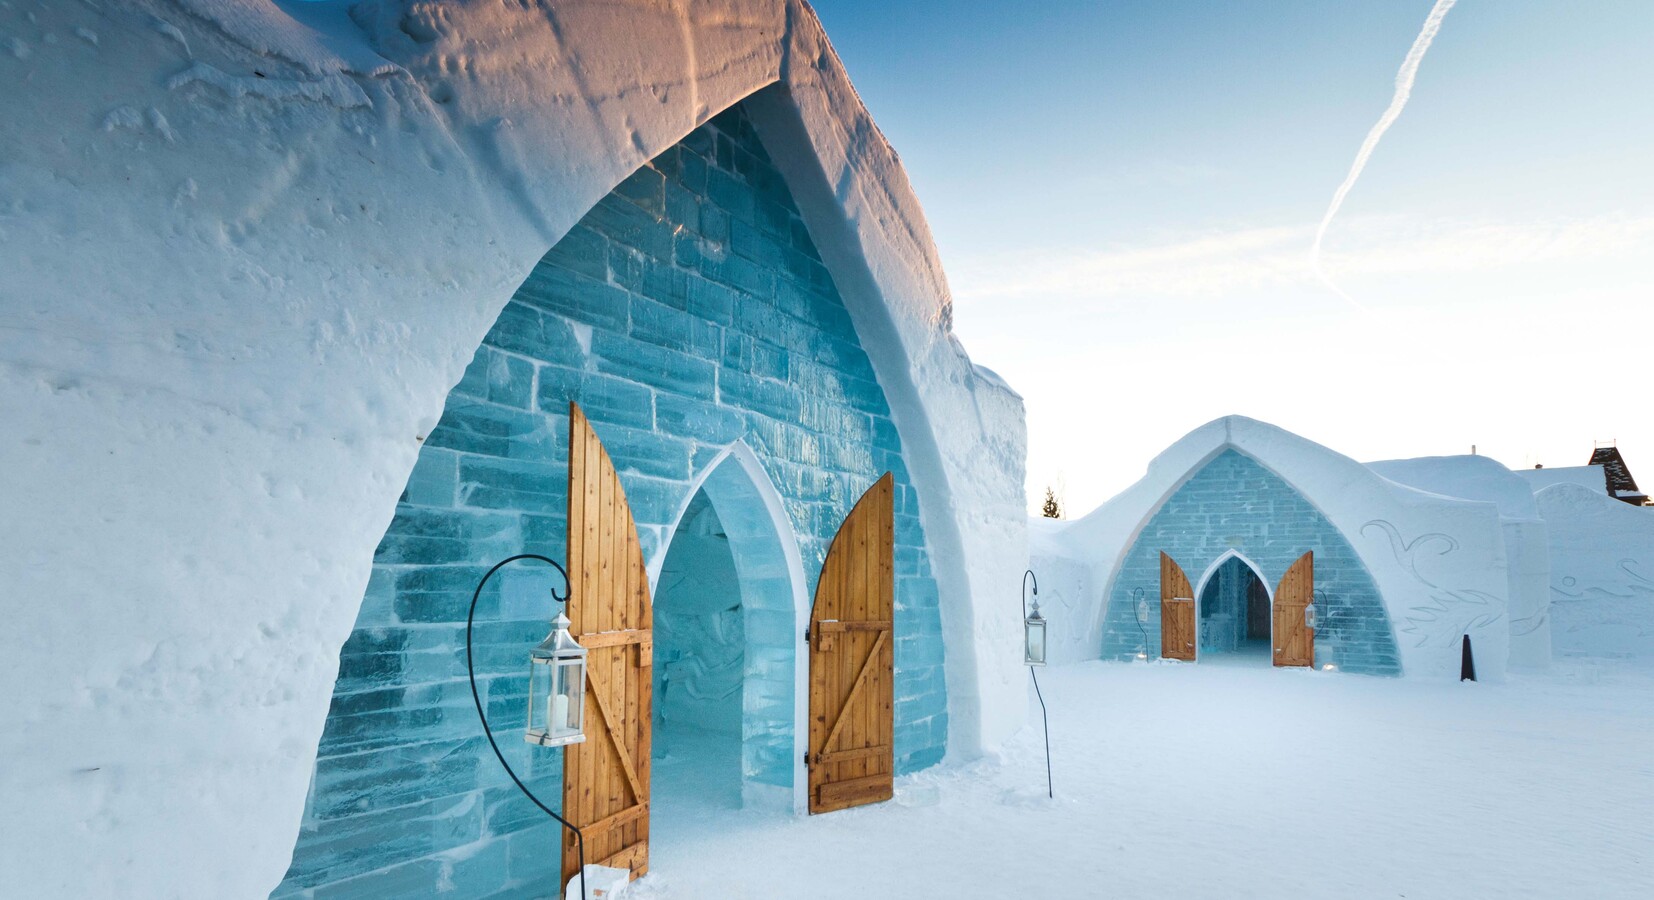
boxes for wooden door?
[1273,551,1314,668]
[562,403,653,884]
[1159,552,1195,660]
[807,473,895,814]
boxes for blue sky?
[809,0,1654,512]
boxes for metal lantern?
[1306,589,1325,631]
[1024,601,1048,667]
[525,611,587,748]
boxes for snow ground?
[627,659,1652,899]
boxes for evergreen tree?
[1041,486,1062,519]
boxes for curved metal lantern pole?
[466,554,587,900]
[1132,586,1151,658]
[1022,569,1053,799]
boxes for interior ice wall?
[0,1,1027,896]
[1198,557,1260,654]
[655,496,745,737]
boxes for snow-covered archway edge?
[0,1,1027,895]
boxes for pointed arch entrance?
[1105,448,1399,675]
[651,442,812,814]
[1193,551,1273,662]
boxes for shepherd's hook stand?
[468,554,587,900]
[1023,569,1053,799]
[1132,586,1150,658]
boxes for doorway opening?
[652,488,745,811]
[1197,554,1272,663]
[648,443,813,820]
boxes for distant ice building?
[1037,420,1654,679]
[1032,417,1548,679]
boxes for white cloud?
[947,211,1654,514]
[1313,0,1459,260]
[950,213,1654,305]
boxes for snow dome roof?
[1366,454,1542,522]
[1514,465,1609,494]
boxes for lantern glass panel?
[526,654,556,745]
[1024,616,1047,666]
[524,614,586,748]
[551,657,585,742]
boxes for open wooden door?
[562,403,653,885]
[807,473,894,814]
[1159,552,1195,661]
[1273,551,1314,668]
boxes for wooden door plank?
[629,515,650,856]
[814,619,894,633]
[596,450,622,865]
[817,744,891,765]
[574,628,652,649]
[871,482,893,783]
[595,841,648,876]
[849,493,869,784]
[581,415,601,636]
[817,773,894,811]
[581,800,648,848]
[869,492,889,782]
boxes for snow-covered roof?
[1366,454,1542,522]
[1514,465,1608,494]
[1588,446,1645,501]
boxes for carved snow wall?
[1537,483,1654,663]
[1366,454,1554,668]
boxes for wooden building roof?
[1588,446,1650,505]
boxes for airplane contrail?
[1312,0,1459,310]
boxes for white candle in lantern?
[551,692,569,734]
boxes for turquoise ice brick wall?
[1099,449,1402,675]
[275,102,946,898]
